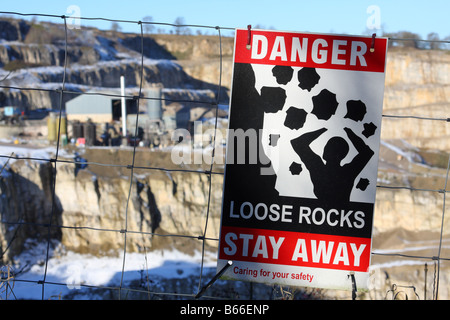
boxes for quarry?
[0,16,449,299]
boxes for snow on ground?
[7,244,217,300]
[0,141,74,170]
[0,142,54,171]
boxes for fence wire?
[0,11,448,300]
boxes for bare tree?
[444,35,450,50]
[384,31,423,49]
[173,17,190,35]
[427,32,441,50]
[110,21,122,32]
[397,31,423,49]
[142,16,154,34]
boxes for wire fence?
[0,11,449,300]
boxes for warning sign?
[217,29,388,291]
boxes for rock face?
[0,19,30,41]
[381,49,450,150]
[151,34,234,90]
[0,150,224,262]
[0,18,229,109]
[0,161,63,260]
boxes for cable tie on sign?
[370,33,376,52]
[195,260,233,299]
[246,25,252,50]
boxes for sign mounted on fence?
[217,28,388,291]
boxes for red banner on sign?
[219,226,371,272]
[234,29,387,72]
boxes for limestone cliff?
[0,18,229,110]
[381,49,450,150]
[0,149,224,262]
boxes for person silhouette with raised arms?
[291,127,374,203]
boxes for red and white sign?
[234,30,387,72]
[217,29,388,290]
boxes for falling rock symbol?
[269,134,281,146]
[356,178,370,191]
[289,162,303,175]
[297,67,320,91]
[345,100,367,122]
[260,86,287,113]
[284,107,308,130]
[272,65,294,85]
[311,89,338,120]
[362,122,377,138]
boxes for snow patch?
[8,246,216,300]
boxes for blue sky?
[1,0,449,39]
